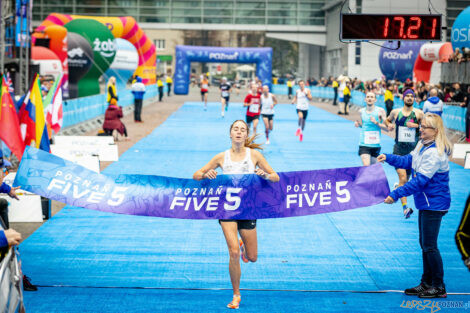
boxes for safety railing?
[0,248,24,313]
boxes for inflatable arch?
[413,43,453,83]
[174,45,272,95]
[36,13,156,85]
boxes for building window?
[154,39,166,50]
[355,41,361,65]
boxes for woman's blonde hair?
[419,113,452,155]
[229,120,263,150]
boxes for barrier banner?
[14,147,390,219]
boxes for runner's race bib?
[398,126,416,143]
[249,102,260,113]
[222,91,229,97]
[202,84,208,89]
[364,131,380,145]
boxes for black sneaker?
[404,282,431,295]
[418,287,447,298]
[23,275,38,291]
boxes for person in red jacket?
[103,99,129,141]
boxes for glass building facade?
[32,0,326,26]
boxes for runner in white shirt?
[291,80,313,142]
[193,120,279,310]
[260,85,278,144]
[220,77,232,117]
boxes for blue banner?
[14,147,390,220]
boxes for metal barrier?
[0,248,24,313]
[441,62,470,84]
[62,84,162,128]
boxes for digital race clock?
[341,14,442,41]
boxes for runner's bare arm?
[377,108,390,131]
[193,152,224,180]
[252,150,279,182]
[272,95,278,106]
[307,89,313,100]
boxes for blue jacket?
[0,182,11,194]
[131,77,146,100]
[422,96,443,116]
[0,184,10,248]
[0,228,7,248]
[385,141,451,211]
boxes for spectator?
[106,77,118,104]
[452,83,466,105]
[341,81,351,115]
[384,84,394,117]
[423,88,444,116]
[332,79,339,106]
[287,78,294,100]
[462,85,470,143]
[443,87,454,103]
[157,76,164,102]
[131,77,146,123]
[103,99,129,141]
[166,74,173,96]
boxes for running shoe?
[227,294,241,309]
[404,207,414,219]
[221,111,225,117]
[299,133,303,142]
[266,139,270,145]
[239,239,249,263]
[295,128,301,136]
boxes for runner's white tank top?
[260,93,274,115]
[296,89,309,110]
[222,148,255,174]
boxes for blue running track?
[21,102,470,312]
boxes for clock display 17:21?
[341,14,442,41]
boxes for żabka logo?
[209,52,239,60]
[93,38,116,58]
[382,51,414,60]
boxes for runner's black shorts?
[219,219,257,230]
[222,96,230,103]
[246,115,260,124]
[358,146,381,158]
[296,109,308,120]
[393,143,416,176]
[201,90,208,96]
[261,114,274,121]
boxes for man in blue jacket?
[422,88,444,116]
[131,76,146,123]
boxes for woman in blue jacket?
[377,113,452,299]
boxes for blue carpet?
[23,287,470,313]
[19,101,470,311]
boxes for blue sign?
[174,45,272,95]
[451,6,470,51]
[378,41,422,82]
[15,0,30,47]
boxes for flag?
[19,74,50,152]
[44,74,63,134]
[0,76,25,160]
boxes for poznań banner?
[14,146,390,219]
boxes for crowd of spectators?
[450,47,470,64]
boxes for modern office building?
[32,0,459,81]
